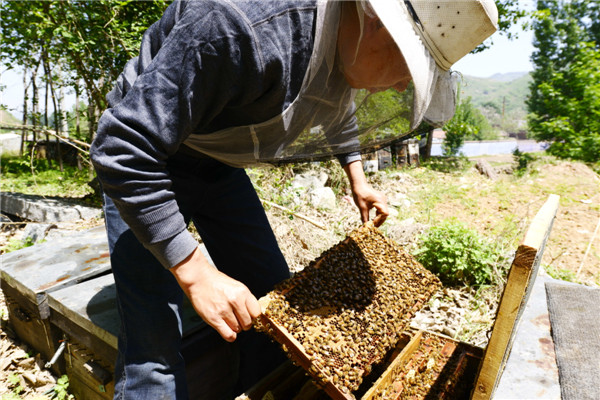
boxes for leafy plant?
[512,148,534,176]
[53,375,74,400]
[0,237,35,255]
[6,373,24,397]
[414,220,501,286]
[545,265,577,283]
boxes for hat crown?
[409,0,498,70]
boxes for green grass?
[1,155,96,202]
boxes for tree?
[442,96,495,156]
[1,1,168,142]
[530,44,600,162]
[528,0,600,162]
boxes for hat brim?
[368,0,443,127]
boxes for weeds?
[421,156,472,174]
[545,264,578,282]
[1,155,97,202]
[414,219,504,286]
[512,148,534,177]
[0,237,35,255]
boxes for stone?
[22,223,57,244]
[0,192,102,223]
[363,160,378,173]
[308,187,336,210]
[291,172,328,191]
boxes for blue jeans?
[104,154,290,399]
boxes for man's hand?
[170,247,261,342]
[344,160,389,227]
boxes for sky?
[454,19,535,78]
[1,2,536,120]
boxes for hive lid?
[256,223,442,399]
[0,226,111,318]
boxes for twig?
[576,216,600,278]
[0,123,91,152]
[260,199,326,230]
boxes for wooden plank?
[471,194,559,400]
[48,274,119,351]
[65,341,114,400]
[361,331,423,400]
[242,360,300,400]
[1,281,65,374]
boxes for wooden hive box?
[239,194,559,400]
[47,245,240,400]
[0,226,111,374]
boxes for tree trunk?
[43,56,52,166]
[20,68,29,156]
[31,66,39,143]
[422,129,434,160]
[46,59,64,172]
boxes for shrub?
[512,148,534,176]
[414,220,500,286]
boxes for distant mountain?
[0,109,21,133]
[486,72,530,82]
[459,72,531,114]
[457,72,532,133]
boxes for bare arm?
[170,247,261,342]
[343,160,389,227]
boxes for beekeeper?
[91,0,498,398]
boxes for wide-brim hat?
[368,0,498,127]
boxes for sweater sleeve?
[91,6,262,268]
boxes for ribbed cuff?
[337,151,362,167]
[146,229,199,269]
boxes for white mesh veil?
[183,0,457,167]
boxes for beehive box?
[0,226,111,374]
[243,194,560,400]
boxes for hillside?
[458,72,531,133]
[0,109,21,132]
[460,72,531,114]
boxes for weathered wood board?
[0,226,111,308]
[471,194,559,400]
[0,226,111,373]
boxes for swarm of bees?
[255,223,442,396]
[368,331,476,400]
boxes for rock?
[389,192,407,207]
[387,207,399,218]
[0,192,102,223]
[291,172,328,191]
[442,326,457,338]
[22,223,57,244]
[308,187,337,210]
[22,372,38,387]
[363,160,378,173]
[17,357,35,369]
[475,159,498,180]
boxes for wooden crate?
[0,226,111,374]
[240,194,559,400]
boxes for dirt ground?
[1,155,598,398]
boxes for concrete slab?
[0,192,102,223]
[494,273,561,400]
